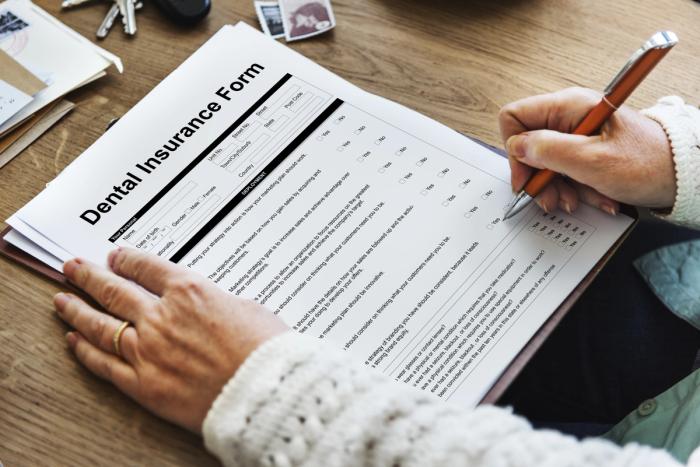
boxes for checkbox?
[337,146,345,152]
[316,135,324,141]
[375,139,383,145]
[464,212,473,219]
[399,178,406,184]
[416,160,424,167]
[354,129,361,135]
[395,150,403,156]
[486,224,494,230]
[442,200,449,207]
[437,172,445,178]
[378,167,386,173]
[356,156,364,163]
[458,182,467,188]
[420,190,428,196]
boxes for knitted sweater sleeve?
[202,332,681,467]
[641,97,700,228]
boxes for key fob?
[153,0,211,24]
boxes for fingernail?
[506,134,527,159]
[54,293,71,311]
[66,332,78,347]
[601,203,617,216]
[538,200,549,213]
[108,247,122,271]
[63,258,83,279]
[563,202,572,214]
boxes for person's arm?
[203,331,681,467]
[53,248,683,467]
[641,97,700,228]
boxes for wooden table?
[1,0,699,464]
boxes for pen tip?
[503,191,533,220]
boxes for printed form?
[7,23,634,406]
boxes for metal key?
[96,1,142,39]
[96,3,120,39]
[121,0,138,35]
[61,0,98,8]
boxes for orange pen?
[503,31,678,220]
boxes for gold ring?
[113,321,131,357]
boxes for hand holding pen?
[502,31,678,220]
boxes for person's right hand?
[499,87,677,215]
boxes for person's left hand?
[54,247,288,433]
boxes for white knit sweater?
[203,98,700,467]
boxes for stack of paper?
[0,0,122,168]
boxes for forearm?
[203,332,680,467]
[643,97,700,229]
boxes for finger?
[67,332,138,396]
[571,182,620,216]
[536,184,559,213]
[508,153,533,192]
[108,247,189,296]
[63,258,153,323]
[499,87,601,144]
[55,293,138,362]
[505,130,604,186]
[554,178,579,214]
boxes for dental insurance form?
[5,23,634,406]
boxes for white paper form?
[8,215,73,262]
[4,228,63,270]
[9,23,634,406]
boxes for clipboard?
[0,135,639,405]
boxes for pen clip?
[603,31,678,95]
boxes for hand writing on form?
[54,247,288,433]
[499,87,677,215]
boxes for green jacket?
[604,240,700,463]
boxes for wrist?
[644,116,677,209]
[202,331,308,449]
[641,96,700,225]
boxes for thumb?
[506,130,603,184]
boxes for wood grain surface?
[1,0,699,465]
